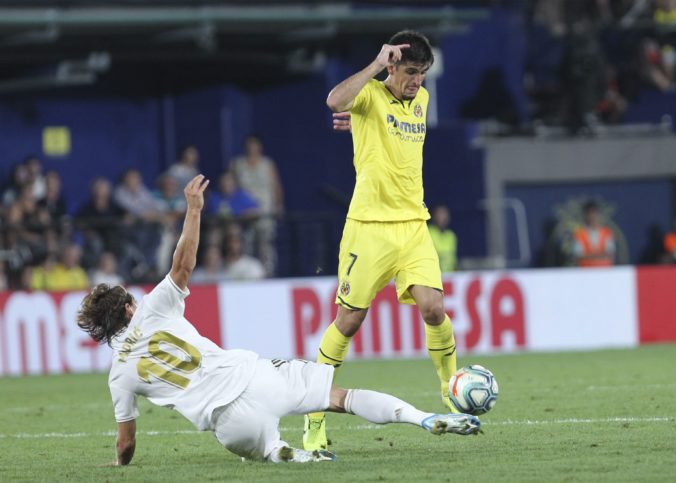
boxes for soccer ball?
[448,365,499,415]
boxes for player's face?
[389,62,429,100]
[119,287,137,318]
[585,209,600,227]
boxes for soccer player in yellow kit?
[304,31,459,450]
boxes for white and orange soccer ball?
[449,365,499,415]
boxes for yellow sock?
[308,322,351,420]
[425,315,457,396]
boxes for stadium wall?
[485,137,676,265]
[1,266,674,377]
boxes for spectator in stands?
[166,144,200,190]
[76,177,126,271]
[560,16,608,135]
[597,67,628,125]
[573,200,616,267]
[29,254,56,290]
[642,37,676,92]
[89,251,124,286]
[192,245,229,284]
[1,156,47,206]
[223,223,266,281]
[24,156,47,202]
[654,0,676,24]
[4,185,50,268]
[114,169,167,221]
[153,173,187,274]
[18,265,33,291]
[39,170,67,221]
[208,170,260,219]
[2,161,31,206]
[428,205,458,273]
[154,173,187,217]
[663,216,676,262]
[31,243,89,291]
[231,135,284,276]
[114,169,168,278]
[529,0,566,37]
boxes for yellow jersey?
[347,79,430,222]
[428,225,458,272]
[31,264,89,291]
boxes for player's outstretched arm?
[170,174,209,291]
[326,43,409,112]
[115,420,136,465]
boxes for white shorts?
[211,358,334,461]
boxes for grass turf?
[1,345,675,482]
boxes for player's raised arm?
[170,174,209,290]
[326,43,409,112]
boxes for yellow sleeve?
[31,268,45,290]
[77,270,90,290]
[350,80,374,115]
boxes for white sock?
[344,389,432,426]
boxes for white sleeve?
[110,383,139,423]
[143,275,190,319]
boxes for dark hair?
[388,30,434,66]
[244,134,262,144]
[583,200,599,213]
[77,284,133,345]
[179,144,198,158]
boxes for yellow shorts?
[335,219,442,309]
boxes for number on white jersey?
[137,331,202,389]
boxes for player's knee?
[420,299,445,325]
[335,308,367,337]
[328,385,348,413]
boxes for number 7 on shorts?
[347,252,358,275]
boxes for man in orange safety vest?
[573,200,616,267]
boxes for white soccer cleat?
[421,413,481,436]
[271,446,336,463]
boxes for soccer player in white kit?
[77,174,480,465]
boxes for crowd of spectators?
[0,139,283,290]
[525,0,676,135]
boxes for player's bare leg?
[303,307,367,450]
[410,285,459,412]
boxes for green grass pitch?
[1,345,675,482]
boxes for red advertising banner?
[4,266,671,377]
[636,266,676,344]
[0,285,220,376]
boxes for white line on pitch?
[486,416,673,425]
[0,402,110,413]
[0,417,672,439]
[586,383,676,391]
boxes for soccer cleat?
[421,413,481,436]
[303,413,328,451]
[273,446,336,463]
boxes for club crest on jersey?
[339,281,351,296]
[414,103,423,118]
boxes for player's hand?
[375,43,410,69]
[333,112,352,132]
[184,174,209,211]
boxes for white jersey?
[108,275,258,430]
